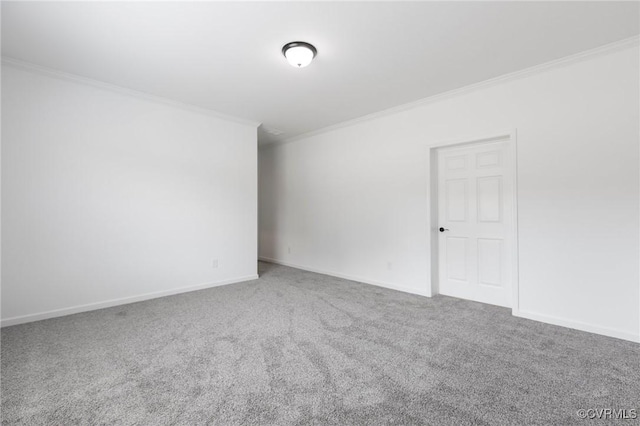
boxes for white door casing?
[436,139,514,307]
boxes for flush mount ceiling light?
[282,41,317,68]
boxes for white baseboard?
[1,274,259,327]
[259,256,432,297]
[261,257,639,343]
[514,309,639,343]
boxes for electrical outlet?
[288,246,291,254]
[212,259,219,268]
[387,262,393,270]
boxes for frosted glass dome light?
[282,42,317,68]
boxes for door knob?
[439,227,449,232]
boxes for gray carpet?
[2,262,639,425]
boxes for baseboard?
[514,309,639,343]
[260,257,638,343]
[259,256,432,297]
[1,274,259,328]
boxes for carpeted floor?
[2,262,639,425]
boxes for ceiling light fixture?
[282,41,317,68]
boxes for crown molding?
[272,35,639,147]
[1,57,262,128]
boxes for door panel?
[446,179,467,222]
[477,176,502,223]
[446,155,467,171]
[446,237,468,282]
[437,140,512,307]
[477,238,503,287]
[476,151,501,168]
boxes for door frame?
[427,129,520,313]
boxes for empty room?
[1,1,639,425]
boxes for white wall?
[1,63,258,325]
[259,45,640,342]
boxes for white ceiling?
[2,2,638,144]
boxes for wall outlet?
[387,261,393,270]
[212,259,219,268]
[288,246,291,254]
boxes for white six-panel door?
[437,140,513,307]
